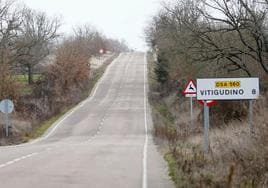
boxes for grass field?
[15,74,43,84]
[14,74,43,95]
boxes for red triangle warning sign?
[183,80,197,94]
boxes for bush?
[41,38,90,111]
[208,101,248,126]
[0,65,21,101]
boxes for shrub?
[0,65,21,101]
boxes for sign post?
[4,104,9,137]
[249,100,254,134]
[183,80,197,126]
[197,78,259,153]
[190,96,193,125]
[204,101,210,153]
[0,99,14,137]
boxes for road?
[0,53,174,188]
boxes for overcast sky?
[21,0,162,51]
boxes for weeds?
[147,52,268,188]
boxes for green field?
[14,74,43,95]
[15,74,43,84]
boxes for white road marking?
[13,158,21,162]
[142,53,148,188]
[6,161,15,165]
[0,152,39,169]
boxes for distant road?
[90,53,115,69]
[0,53,174,188]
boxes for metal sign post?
[0,99,14,137]
[4,100,10,137]
[249,100,254,134]
[203,101,210,153]
[183,80,197,126]
[190,97,193,126]
[4,111,9,137]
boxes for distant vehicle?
[99,49,104,54]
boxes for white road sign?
[197,78,259,100]
[183,80,197,94]
[0,99,14,114]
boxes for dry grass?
[161,97,268,188]
[148,53,268,188]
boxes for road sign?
[183,80,197,125]
[0,99,14,137]
[197,78,259,100]
[198,100,217,107]
[183,80,197,94]
[0,99,14,114]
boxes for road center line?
[85,54,133,143]
[142,53,148,188]
[0,152,39,169]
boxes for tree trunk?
[27,64,33,84]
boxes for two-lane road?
[0,53,174,188]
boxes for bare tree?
[105,38,129,52]
[74,25,106,55]
[74,24,129,54]
[189,0,268,75]
[41,37,91,111]
[0,0,22,99]
[146,0,268,77]
[145,0,206,82]
[0,0,22,65]
[16,8,61,84]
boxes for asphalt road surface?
[0,53,174,188]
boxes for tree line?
[145,0,268,89]
[145,1,268,187]
[0,0,129,101]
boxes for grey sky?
[21,0,162,51]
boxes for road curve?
[0,53,174,188]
